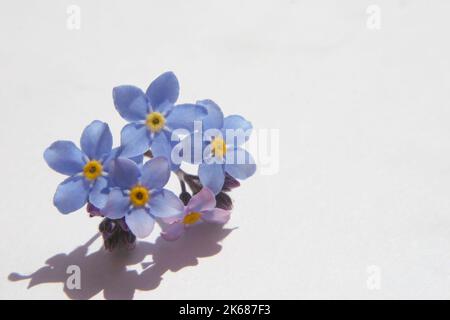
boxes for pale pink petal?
[201,208,231,224]
[161,213,185,224]
[161,222,186,241]
[187,187,216,213]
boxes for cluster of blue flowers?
[44,72,256,249]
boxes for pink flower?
[161,187,231,241]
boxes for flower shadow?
[8,224,234,300]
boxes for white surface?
[1,0,450,299]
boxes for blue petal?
[151,131,181,170]
[89,176,110,209]
[53,176,90,214]
[102,147,120,171]
[113,85,148,122]
[129,153,144,165]
[197,99,224,130]
[166,103,207,132]
[146,72,179,107]
[120,123,151,158]
[80,121,113,160]
[140,157,170,190]
[179,132,205,164]
[125,208,155,238]
[101,189,130,219]
[153,100,174,115]
[198,163,225,195]
[109,158,140,189]
[224,147,257,180]
[223,115,253,132]
[149,189,184,218]
[104,147,143,170]
[44,141,85,176]
[223,115,253,145]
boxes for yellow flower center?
[211,137,227,158]
[183,212,202,225]
[83,160,103,181]
[146,112,166,133]
[129,185,150,207]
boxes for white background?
[1,0,450,299]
